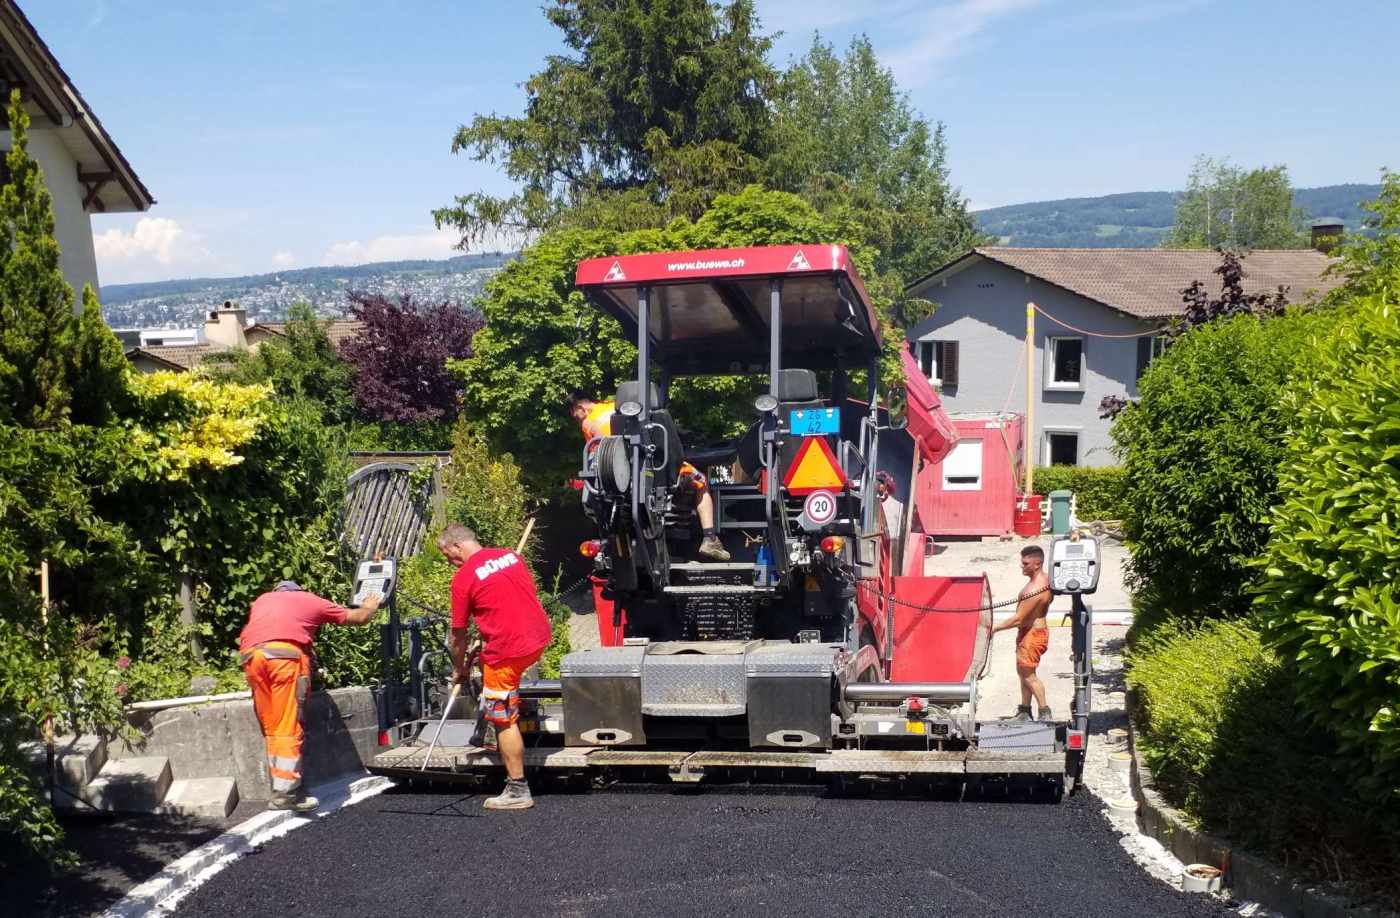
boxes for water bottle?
[754,541,772,588]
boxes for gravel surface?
[174,784,1233,918]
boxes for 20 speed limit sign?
[801,489,838,528]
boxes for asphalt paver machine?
[370,245,1092,793]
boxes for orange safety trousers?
[242,642,311,795]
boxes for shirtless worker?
[439,524,553,811]
[569,392,730,561]
[990,545,1054,722]
[239,581,381,811]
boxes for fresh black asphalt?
[174,784,1234,918]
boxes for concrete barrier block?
[21,734,107,789]
[160,777,239,819]
[80,757,173,813]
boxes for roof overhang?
[124,347,185,371]
[0,1,153,212]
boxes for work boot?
[1007,705,1032,722]
[698,536,731,561]
[268,792,318,814]
[483,778,533,811]
[1038,706,1054,723]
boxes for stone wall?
[112,687,380,801]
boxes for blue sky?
[27,0,1399,285]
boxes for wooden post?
[177,571,205,664]
[1025,302,1036,496]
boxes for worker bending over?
[991,545,1053,722]
[439,523,553,811]
[239,581,380,811]
[570,393,730,561]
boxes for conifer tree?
[0,89,78,428]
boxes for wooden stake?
[1025,302,1036,496]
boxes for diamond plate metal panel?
[641,652,747,710]
[560,646,646,677]
[744,643,842,676]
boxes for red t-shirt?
[239,590,350,652]
[450,548,552,664]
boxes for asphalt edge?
[99,772,393,918]
[1123,696,1394,918]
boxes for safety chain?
[855,578,1051,614]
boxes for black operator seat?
[614,381,684,483]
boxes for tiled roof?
[915,247,1345,319]
[126,343,223,370]
[256,319,366,349]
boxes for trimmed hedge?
[1032,465,1128,521]
[1110,309,1344,618]
[1256,292,1400,798]
[1127,619,1400,896]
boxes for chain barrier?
[856,577,1051,614]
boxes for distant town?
[98,252,512,330]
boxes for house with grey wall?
[905,247,1342,468]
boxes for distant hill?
[100,252,514,330]
[974,184,1381,249]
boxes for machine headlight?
[618,400,643,418]
[754,393,778,413]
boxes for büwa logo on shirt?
[474,552,520,581]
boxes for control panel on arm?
[1049,536,1100,595]
[353,558,397,607]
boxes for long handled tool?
[420,681,461,772]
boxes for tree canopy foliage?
[436,3,980,290]
[1166,156,1306,249]
[340,292,483,424]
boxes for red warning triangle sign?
[787,249,811,271]
[783,436,847,495]
[603,259,626,282]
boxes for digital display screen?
[1064,545,1083,557]
[368,564,383,573]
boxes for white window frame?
[916,338,941,386]
[942,439,983,491]
[1045,336,1085,390]
[1042,427,1082,467]
[1150,335,1168,361]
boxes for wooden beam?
[77,166,111,212]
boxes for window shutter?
[1136,337,1152,380]
[939,341,959,387]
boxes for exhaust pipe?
[843,682,972,704]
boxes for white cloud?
[94,217,192,265]
[883,0,1046,87]
[271,250,297,269]
[322,228,461,266]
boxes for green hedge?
[1127,619,1400,896]
[1032,466,1128,521]
[1110,309,1344,618]
[1255,291,1400,798]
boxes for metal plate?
[814,750,968,775]
[964,751,1064,774]
[587,750,691,767]
[683,751,822,769]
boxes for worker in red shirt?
[438,523,553,811]
[239,581,381,811]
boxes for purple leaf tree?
[340,292,484,423]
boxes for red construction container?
[920,413,1024,538]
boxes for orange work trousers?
[242,641,311,796]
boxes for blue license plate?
[790,408,840,435]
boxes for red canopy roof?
[575,245,882,375]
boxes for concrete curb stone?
[1124,694,1395,917]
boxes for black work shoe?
[1038,706,1054,722]
[1007,705,1033,722]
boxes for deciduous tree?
[340,292,482,424]
[1166,156,1306,249]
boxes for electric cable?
[1031,302,1163,339]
